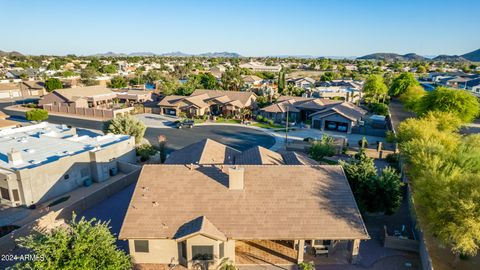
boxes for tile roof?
[173,216,227,241]
[165,139,240,165]
[191,89,256,107]
[54,86,116,101]
[119,164,369,240]
[235,146,285,165]
[0,83,20,91]
[310,102,367,121]
[260,100,300,113]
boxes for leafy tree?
[104,114,146,144]
[340,150,403,214]
[388,72,419,97]
[320,71,336,81]
[284,84,304,96]
[108,76,128,89]
[100,64,117,74]
[398,85,426,111]
[298,262,315,270]
[197,73,218,89]
[398,113,480,258]
[415,87,479,122]
[369,102,389,116]
[12,213,131,270]
[277,70,285,94]
[221,67,244,91]
[309,135,336,161]
[25,109,48,121]
[256,95,271,108]
[44,78,63,92]
[143,70,162,83]
[363,74,388,103]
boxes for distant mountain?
[129,52,156,56]
[357,53,426,61]
[92,51,127,57]
[432,55,468,62]
[159,51,192,57]
[462,48,480,62]
[197,52,241,58]
[0,50,23,57]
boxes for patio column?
[348,239,360,264]
[296,239,305,263]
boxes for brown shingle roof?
[165,139,240,165]
[174,216,227,241]
[54,86,116,101]
[0,83,20,91]
[280,151,319,165]
[235,146,285,165]
[260,100,300,113]
[119,164,369,240]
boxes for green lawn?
[251,122,283,129]
[215,118,242,124]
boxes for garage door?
[0,92,10,99]
[325,121,348,132]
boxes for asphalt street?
[0,101,275,152]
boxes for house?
[20,81,47,97]
[114,89,153,103]
[286,77,316,90]
[119,162,368,268]
[0,111,20,130]
[309,86,362,102]
[0,122,135,207]
[39,85,118,108]
[165,138,318,166]
[242,75,263,88]
[0,83,22,99]
[240,62,282,72]
[259,96,342,123]
[5,69,38,80]
[310,102,367,133]
[158,89,257,117]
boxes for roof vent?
[228,166,244,190]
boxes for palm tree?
[217,258,237,270]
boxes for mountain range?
[358,48,480,62]
[0,50,23,57]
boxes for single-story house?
[158,89,257,117]
[0,83,22,99]
[114,89,153,103]
[39,85,118,108]
[310,102,367,133]
[286,77,316,90]
[20,81,47,97]
[119,163,368,269]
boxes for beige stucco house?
[120,140,369,269]
[39,85,118,108]
[158,89,257,117]
[0,122,136,207]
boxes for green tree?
[104,114,146,144]
[320,71,336,81]
[309,135,336,161]
[388,72,419,97]
[398,113,480,258]
[100,64,117,74]
[25,109,48,121]
[277,70,285,94]
[136,143,158,162]
[398,85,426,111]
[415,87,480,122]
[198,73,218,89]
[363,74,388,103]
[12,213,131,270]
[108,76,128,89]
[44,78,63,92]
[377,167,403,215]
[221,67,244,91]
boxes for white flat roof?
[0,122,130,171]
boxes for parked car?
[176,120,194,129]
[327,122,337,130]
[337,125,347,132]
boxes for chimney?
[8,148,23,165]
[228,166,244,190]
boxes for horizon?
[1,0,479,57]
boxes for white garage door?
[0,92,10,99]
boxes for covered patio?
[235,240,356,266]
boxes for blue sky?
[2,0,479,56]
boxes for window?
[64,174,70,180]
[134,240,149,253]
[219,242,224,258]
[12,189,20,201]
[0,187,10,200]
[192,245,214,260]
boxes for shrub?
[44,78,63,92]
[25,109,48,121]
[358,137,368,148]
[309,135,336,160]
[385,130,397,143]
[370,102,389,116]
[136,144,158,162]
[256,115,263,121]
[104,114,146,144]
